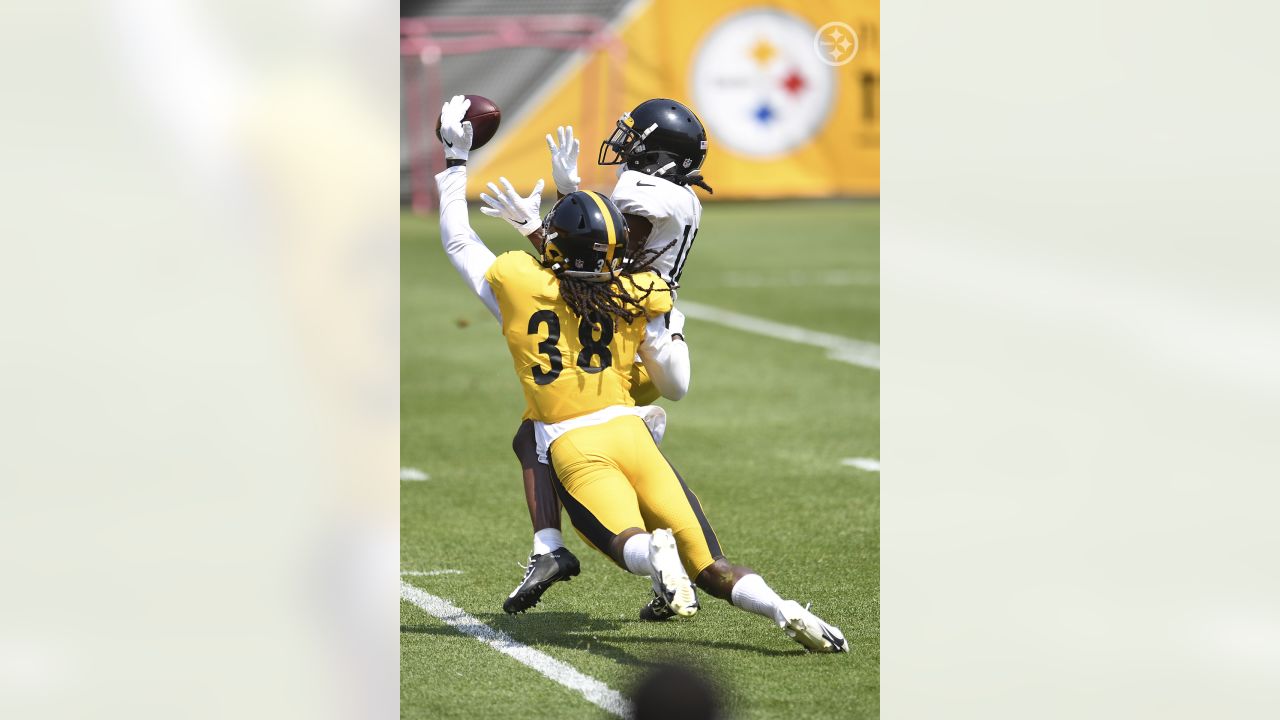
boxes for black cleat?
[503,548,580,614]
[638,585,700,621]
[639,592,678,621]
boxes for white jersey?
[611,170,703,287]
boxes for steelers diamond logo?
[814,21,859,66]
[691,10,835,158]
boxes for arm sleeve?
[436,166,502,322]
[638,313,690,401]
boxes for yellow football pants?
[550,415,723,578]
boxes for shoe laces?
[516,555,537,584]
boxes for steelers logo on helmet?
[541,191,629,282]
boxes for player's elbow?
[663,379,688,401]
[655,361,690,401]
[644,364,688,401]
[439,218,455,251]
[440,229,465,254]
[640,338,690,401]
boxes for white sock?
[622,533,654,576]
[730,574,785,623]
[532,529,564,556]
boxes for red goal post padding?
[401,16,625,212]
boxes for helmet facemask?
[598,112,661,167]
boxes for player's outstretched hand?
[480,177,545,237]
[440,95,474,162]
[546,125,580,195]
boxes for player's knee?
[695,559,743,600]
[512,420,536,458]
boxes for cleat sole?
[648,529,698,618]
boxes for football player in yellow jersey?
[498,101,711,619]
[436,95,848,652]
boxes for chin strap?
[682,171,714,194]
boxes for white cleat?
[648,528,698,618]
[777,600,849,653]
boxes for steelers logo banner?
[692,9,835,159]
[466,0,878,200]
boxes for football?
[436,94,501,150]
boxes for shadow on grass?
[402,610,800,668]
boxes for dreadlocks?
[557,238,677,329]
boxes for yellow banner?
[468,0,879,199]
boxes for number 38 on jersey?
[527,309,613,385]
[484,251,672,424]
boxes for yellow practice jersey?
[485,251,672,423]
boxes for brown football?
[436,94,502,150]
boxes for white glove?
[479,177,545,237]
[439,95,473,162]
[546,125,581,195]
[666,306,686,337]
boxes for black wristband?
[446,159,466,167]
[671,333,685,342]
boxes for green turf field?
[402,199,879,719]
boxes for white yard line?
[841,457,881,472]
[400,569,464,577]
[679,300,880,370]
[400,467,430,481]
[400,581,630,717]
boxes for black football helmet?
[598,98,710,190]
[540,190,629,281]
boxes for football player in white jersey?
[486,99,714,618]
[598,98,711,287]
